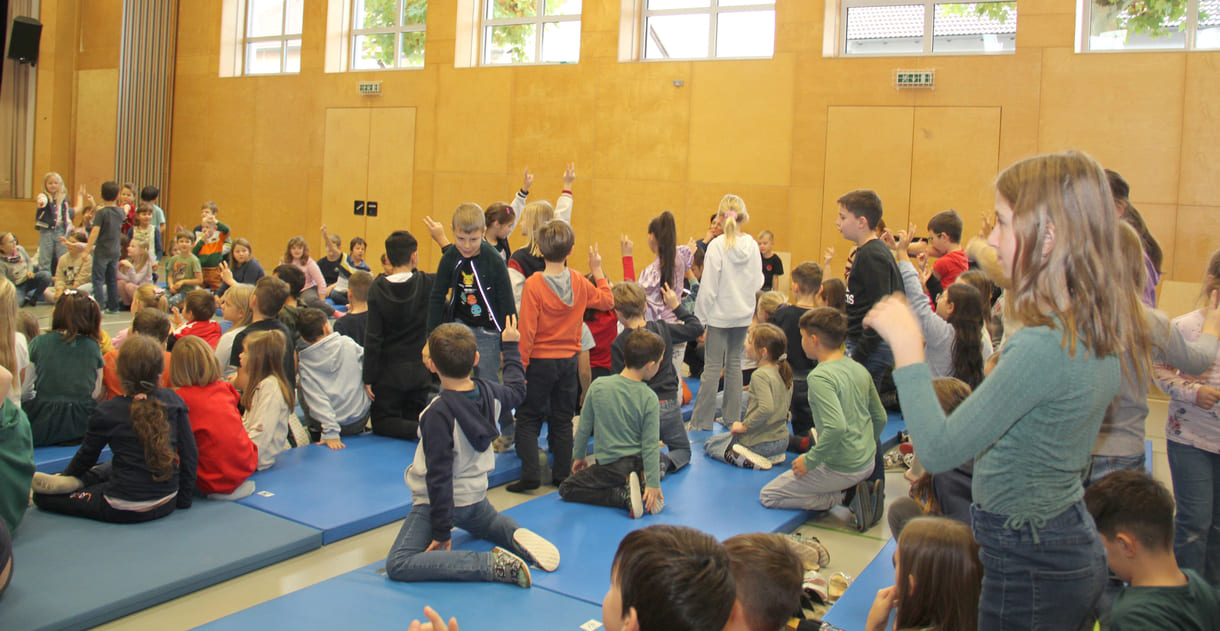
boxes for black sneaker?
[505,479,541,493]
[848,480,874,533]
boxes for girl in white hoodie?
[690,195,765,431]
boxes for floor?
[24,305,1180,630]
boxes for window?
[840,0,1016,55]
[1082,0,1218,51]
[244,0,304,74]
[640,0,776,60]
[481,0,582,65]
[350,0,427,69]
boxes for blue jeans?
[38,226,68,275]
[469,325,508,437]
[704,432,787,466]
[971,501,1106,631]
[659,399,690,472]
[90,256,120,311]
[1085,453,1145,487]
[845,339,894,391]
[1166,440,1220,583]
[385,499,521,583]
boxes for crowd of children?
[6,153,1220,630]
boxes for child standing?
[690,194,764,431]
[24,292,104,445]
[127,203,159,263]
[1084,471,1220,629]
[84,181,125,312]
[1,232,52,307]
[35,172,74,275]
[240,330,297,470]
[138,186,166,258]
[622,211,694,378]
[758,230,784,291]
[771,262,821,446]
[484,168,533,261]
[561,329,666,517]
[164,231,203,308]
[705,323,792,471]
[296,308,372,448]
[507,165,576,306]
[282,236,335,316]
[116,237,153,307]
[116,182,137,234]
[509,221,614,492]
[365,230,434,440]
[611,281,702,474]
[387,318,559,587]
[865,151,1149,628]
[760,308,885,533]
[31,335,197,524]
[334,270,371,345]
[170,335,258,500]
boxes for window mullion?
[924,0,934,53]
[709,5,718,56]
[1186,0,1200,49]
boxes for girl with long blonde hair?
[239,330,298,470]
[0,280,24,405]
[34,171,74,274]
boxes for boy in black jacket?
[611,281,702,473]
[386,317,558,587]
[425,204,517,448]
[365,230,434,440]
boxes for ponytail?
[649,211,678,293]
[718,194,748,249]
[119,336,176,482]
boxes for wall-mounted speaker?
[7,16,42,65]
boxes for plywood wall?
[5,0,1218,283]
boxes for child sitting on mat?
[559,329,666,518]
[31,335,198,524]
[705,323,793,471]
[1085,471,1220,630]
[296,308,371,449]
[24,291,104,446]
[240,330,300,470]
[0,366,34,533]
[602,525,736,631]
[759,307,886,533]
[170,336,258,501]
[102,309,173,400]
[386,317,560,588]
[169,289,222,350]
[610,281,702,474]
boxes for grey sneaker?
[512,528,560,572]
[31,472,83,495]
[848,480,874,533]
[785,532,832,569]
[491,547,532,588]
[627,471,643,519]
[731,443,774,470]
[493,435,515,453]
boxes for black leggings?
[32,465,177,524]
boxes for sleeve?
[580,323,595,352]
[508,190,526,233]
[555,191,573,224]
[508,267,525,311]
[228,330,244,368]
[867,381,887,443]
[802,372,847,471]
[190,256,202,276]
[53,259,67,293]
[694,243,722,325]
[420,410,457,542]
[1153,314,1210,402]
[491,255,516,325]
[664,304,705,345]
[301,364,341,441]
[891,336,1062,474]
[363,293,384,384]
[517,282,540,368]
[741,370,776,431]
[1153,310,1218,377]
[642,396,661,488]
[496,341,528,410]
[174,403,199,508]
[622,255,636,282]
[610,336,624,374]
[426,253,453,333]
[191,240,203,256]
[305,261,327,293]
[573,388,595,461]
[899,260,954,357]
[587,276,614,312]
[62,407,109,477]
[774,255,784,276]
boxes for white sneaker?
[732,444,774,470]
[627,471,643,519]
[768,453,788,464]
[31,472,83,495]
[513,528,560,572]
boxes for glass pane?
[646,0,709,9]
[719,0,774,5]
[353,33,396,69]
[484,24,537,63]
[354,0,396,29]
[844,4,924,55]
[399,30,427,67]
[541,20,581,61]
[545,0,582,16]
[402,0,428,25]
[715,9,774,57]
[932,2,1016,53]
[285,0,304,34]
[285,38,302,72]
[247,0,284,37]
[1198,0,1220,48]
[1088,0,1186,50]
[644,13,710,58]
[245,40,282,74]
[488,0,537,20]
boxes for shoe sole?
[849,481,873,533]
[628,472,643,519]
[513,528,560,572]
[31,473,79,495]
[869,480,885,529]
[731,444,773,470]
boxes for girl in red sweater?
[170,335,257,500]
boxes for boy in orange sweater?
[507,220,613,493]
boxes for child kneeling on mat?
[386,317,559,587]
[705,323,793,470]
[31,335,198,523]
[759,307,886,533]
[560,329,666,518]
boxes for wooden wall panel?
[73,69,120,193]
[509,64,598,180]
[592,60,691,182]
[1137,203,1177,284]
[1173,206,1220,281]
[1179,54,1220,207]
[434,68,512,174]
[908,107,1001,238]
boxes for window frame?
[838,0,1017,57]
[479,0,583,66]
[243,0,304,75]
[348,0,428,71]
[639,0,777,61]
[1077,0,1214,52]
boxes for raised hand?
[501,314,521,343]
[620,234,633,257]
[661,284,680,310]
[422,215,449,248]
[522,167,534,192]
[863,293,926,368]
[979,210,995,240]
[588,243,603,274]
[562,163,576,188]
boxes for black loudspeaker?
[7,16,42,65]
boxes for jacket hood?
[722,233,760,265]
[372,272,429,306]
[432,379,501,451]
[298,331,347,369]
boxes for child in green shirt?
[164,231,202,308]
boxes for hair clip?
[724,211,738,221]
[778,353,788,362]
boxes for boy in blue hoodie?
[385,317,559,587]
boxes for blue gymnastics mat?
[33,445,111,474]
[0,501,321,631]
[452,448,812,605]
[822,538,897,631]
[196,562,603,631]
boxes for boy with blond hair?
[507,220,614,493]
